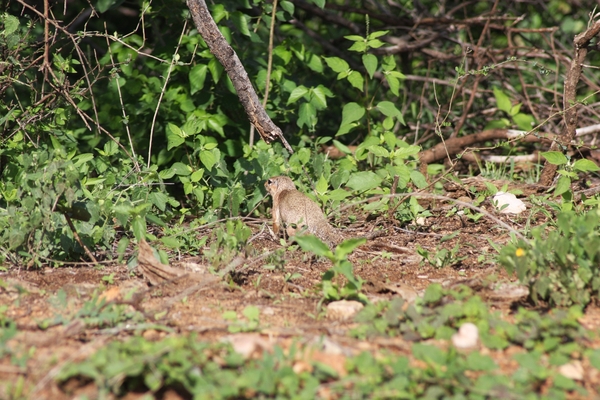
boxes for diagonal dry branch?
[186,0,294,154]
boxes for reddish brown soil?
[1,205,599,399]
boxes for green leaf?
[362,54,378,79]
[2,14,19,35]
[189,64,207,95]
[376,101,405,125]
[386,75,400,96]
[231,12,251,36]
[332,140,352,155]
[297,102,317,129]
[295,235,333,258]
[465,352,497,371]
[513,113,535,131]
[368,30,389,39]
[348,41,367,52]
[554,175,571,196]
[346,171,382,192]
[201,149,218,171]
[166,123,186,150]
[310,86,328,110]
[287,85,308,104]
[410,170,428,189]
[367,39,386,49]
[573,159,600,172]
[541,151,568,165]
[344,35,365,42]
[242,305,260,320]
[493,87,512,114]
[335,238,366,258]
[211,4,227,24]
[412,343,445,365]
[324,57,349,73]
[280,1,294,15]
[340,102,365,126]
[315,175,328,195]
[347,70,364,91]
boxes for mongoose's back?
[265,176,342,247]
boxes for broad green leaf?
[210,4,227,24]
[347,70,364,91]
[310,0,325,8]
[368,30,389,39]
[295,235,333,258]
[335,237,366,258]
[346,171,382,192]
[382,54,396,71]
[287,85,308,105]
[336,123,359,137]
[310,86,328,109]
[348,41,367,52]
[170,162,191,176]
[3,14,19,35]
[190,169,204,182]
[166,123,186,150]
[376,101,405,125]
[328,189,351,200]
[332,139,352,155]
[465,352,497,371]
[410,170,428,189]
[554,175,571,196]
[340,102,365,126]
[200,149,216,171]
[367,39,386,49]
[132,216,146,240]
[362,54,377,78]
[280,1,294,15]
[386,74,400,96]
[344,35,365,42]
[541,151,568,165]
[231,12,251,36]
[324,56,349,73]
[189,64,207,95]
[510,103,522,116]
[573,159,600,172]
[367,145,389,158]
[297,102,317,129]
[315,175,328,195]
[412,343,446,365]
[513,113,535,131]
[493,87,512,114]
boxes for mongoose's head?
[264,176,296,196]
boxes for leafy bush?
[499,209,600,307]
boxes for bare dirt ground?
[2,196,600,399]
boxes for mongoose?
[264,176,344,248]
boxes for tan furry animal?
[264,176,343,248]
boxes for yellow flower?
[515,248,525,257]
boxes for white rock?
[451,322,479,349]
[326,300,364,320]
[492,192,526,214]
[558,360,584,380]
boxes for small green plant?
[294,235,366,302]
[499,209,600,307]
[223,305,261,333]
[204,220,251,270]
[416,233,466,269]
[541,151,600,209]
